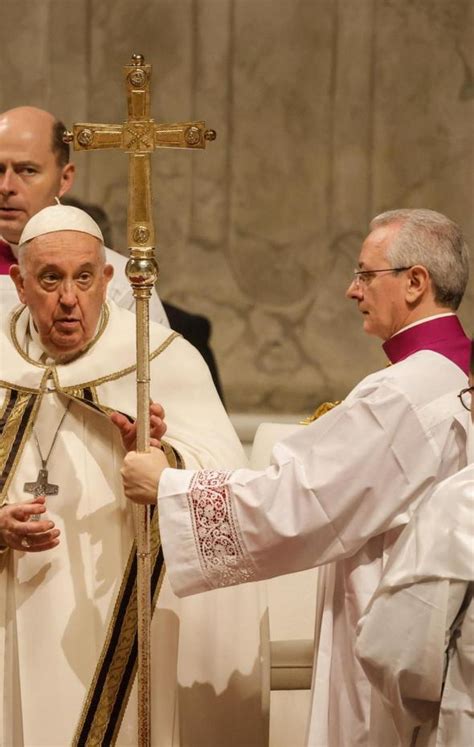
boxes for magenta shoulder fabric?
[0,239,15,275]
[383,316,470,374]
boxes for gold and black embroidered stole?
[0,383,105,507]
[0,377,179,741]
[65,386,184,469]
[0,387,41,504]
[67,387,181,744]
[73,507,165,746]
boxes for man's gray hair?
[370,208,469,310]
[17,236,106,276]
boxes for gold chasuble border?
[59,330,180,390]
[66,390,179,745]
[0,388,41,504]
[63,387,184,469]
[73,506,165,747]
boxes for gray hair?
[370,208,469,310]
[17,235,106,276]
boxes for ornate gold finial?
[204,129,217,141]
[63,130,74,144]
[132,53,145,66]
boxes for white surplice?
[0,302,266,747]
[158,350,469,746]
[356,463,474,747]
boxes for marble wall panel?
[0,0,90,194]
[1,0,472,413]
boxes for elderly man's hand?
[121,447,170,505]
[111,402,167,452]
[0,497,61,552]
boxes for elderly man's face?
[11,231,113,361]
[346,223,412,340]
[0,108,74,244]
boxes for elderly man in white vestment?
[122,208,471,746]
[0,205,266,746]
[356,361,474,747]
[0,105,168,324]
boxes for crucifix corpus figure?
[64,53,216,745]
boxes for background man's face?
[12,231,113,361]
[0,111,73,244]
[346,223,410,340]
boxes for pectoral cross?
[24,467,59,498]
[24,467,58,522]
[64,53,216,746]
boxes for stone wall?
[1,0,472,412]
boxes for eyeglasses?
[352,266,413,288]
[458,386,474,411]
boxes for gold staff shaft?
[126,144,157,746]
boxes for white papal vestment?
[158,349,469,746]
[356,463,474,747]
[0,302,266,746]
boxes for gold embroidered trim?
[6,308,179,396]
[0,390,11,421]
[0,379,48,394]
[59,331,180,390]
[9,306,43,370]
[72,511,165,745]
[62,385,106,410]
[0,390,41,504]
[9,304,110,369]
[162,440,185,469]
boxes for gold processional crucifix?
[64,53,216,746]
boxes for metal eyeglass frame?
[352,266,413,288]
[458,386,474,411]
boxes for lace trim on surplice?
[187,470,257,589]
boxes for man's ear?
[58,162,75,198]
[9,264,27,304]
[104,263,114,282]
[405,265,430,304]
[102,263,114,298]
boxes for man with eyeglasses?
[346,211,469,366]
[356,345,473,746]
[122,208,471,746]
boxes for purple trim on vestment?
[383,315,470,374]
[0,240,15,274]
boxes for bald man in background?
[0,105,168,324]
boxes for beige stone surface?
[1,0,472,412]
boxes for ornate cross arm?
[68,120,216,151]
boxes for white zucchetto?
[19,205,104,246]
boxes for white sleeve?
[355,579,467,742]
[159,380,445,596]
